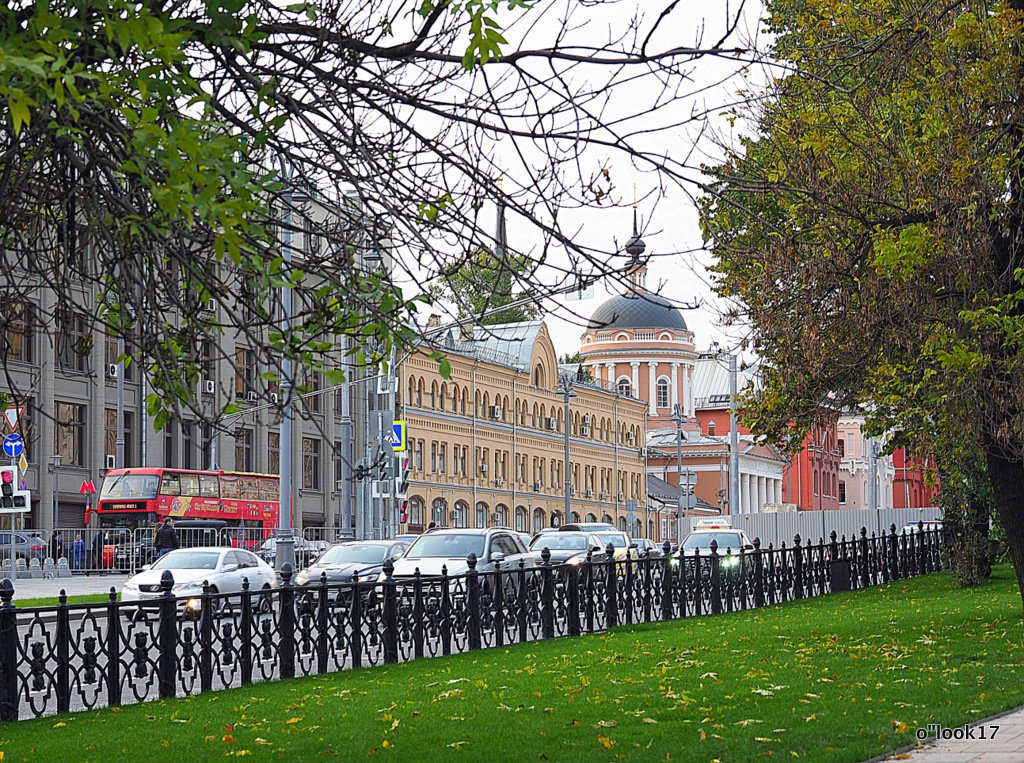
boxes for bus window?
[259,478,278,501]
[240,477,259,500]
[200,474,219,497]
[182,474,201,496]
[221,476,241,499]
[161,473,180,496]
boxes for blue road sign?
[391,420,406,451]
[2,433,24,459]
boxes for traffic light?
[396,454,409,498]
[0,466,29,511]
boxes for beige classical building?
[398,321,652,537]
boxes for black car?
[293,540,409,586]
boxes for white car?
[121,547,276,612]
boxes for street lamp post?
[672,404,684,543]
[557,374,577,525]
[275,156,297,572]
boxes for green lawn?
[3,567,1023,762]
[12,593,118,608]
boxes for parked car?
[899,521,943,536]
[0,531,47,562]
[113,531,156,571]
[391,527,534,583]
[559,522,617,534]
[679,520,754,578]
[294,540,410,586]
[121,547,275,614]
[528,532,611,565]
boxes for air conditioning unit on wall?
[106,364,118,379]
[202,379,215,395]
[105,454,116,471]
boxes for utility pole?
[728,353,740,515]
[275,156,296,572]
[673,404,684,543]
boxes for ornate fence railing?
[0,524,943,721]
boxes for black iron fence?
[0,524,943,721]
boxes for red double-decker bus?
[95,468,280,531]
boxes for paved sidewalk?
[6,573,129,601]
[881,705,1024,761]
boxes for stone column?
[605,363,615,391]
[647,361,657,416]
[630,362,639,400]
[683,366,692,417]
[670,362,680,412]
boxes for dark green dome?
[587,292,687,332]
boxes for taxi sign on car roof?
[694,518,733,530]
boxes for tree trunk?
[986,451,1024,612]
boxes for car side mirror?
[490,551,505,564]
[592,545,602,553]
[392,551,404,560]
[744,544,754,551]
[141,564,151,572]
[629,542,638,550]
[222,563,239,573]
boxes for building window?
[656,377,670,409]
[56,402,86,467]
[304,372,322,413]
[3,301,34,364]
[268,431,280,475]
[163,416,176,468]
[235,428,254,472]
[432,498,447,526]
[182,421,194,469]
[56,311,89,373]
[452,500,467,528]
[838,480,846,504]
[235,348,255,398]
[475,501,487,528]
[616,377,631,397]
[495,504,508,527]
[415,440,423,472]
[104,409,134,468]
[409,496,424,525]
[302,437,321,491]
[532,507,545,533]
[105,334,134,381]
[838,438,845,457]
[201,423,214,469]
[430,442,437,473]
[439,444,447,474]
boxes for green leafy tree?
[427,247,540,325]
[700,0,1024,607]
[0,1,746,434]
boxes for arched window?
[514,506,528,532]
[602,514,613,525]
[708,420,716,436]
[408,377,416,408]
[409,496,425,526]
[648,519,655,540]
[452,384,459,412]
[483,391,490,415]
[533,364,544,388]
[430,381,437,409]
[571,511,581,524]
[532,403,538,428]
[462,389,468,415]
[475,391,481,418]
[656,377,670,409]
[515,400,520,425]
[618,516,627,532]
[502,396,508,422]
[475,501,488,528]
[439,383,446,412]
[416,379,423,407]
[452,500,468,528]
[494,504,508,527]
[573,412,579,435]
[616,377,631,397]
[813,471,820,495]
[550,510,562,528]
[432,498,447,526]
[586,513,597,523]
[532,507,545,533]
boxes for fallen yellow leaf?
[286,718,301,725]
[598,736,615,750]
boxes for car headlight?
[172,581,203,593]
[567,555,585,565]
[123,582,139,592]
[295,572,310,586]
[722,556,739,568]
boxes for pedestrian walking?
[70,534,86,571]
[154,518,179,557]
[50,530,64,563]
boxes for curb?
[864,703,1024,762]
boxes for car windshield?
[99,473,160,500]
[406,534,486,559]
[682,532,743,551]
[150,551,221,570]
[318,544,388,565]
[531,534,588,551]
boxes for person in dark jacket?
[89,530,106,574]
[70,535,87,571]
[154,519,179,557]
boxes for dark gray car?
[294,540,409,586]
